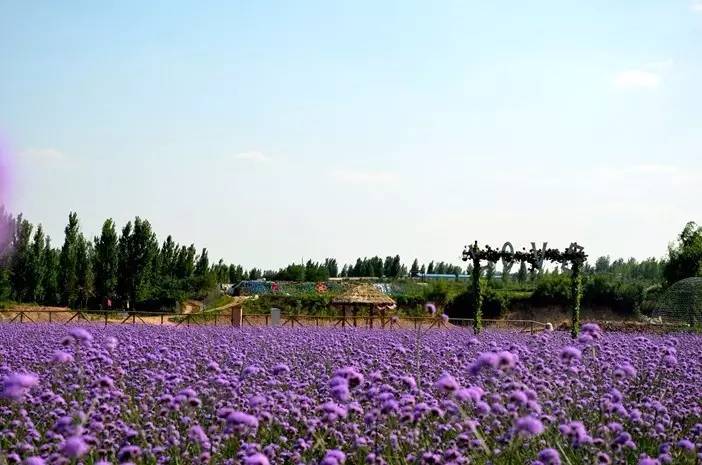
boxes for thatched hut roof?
[331,284,396,306]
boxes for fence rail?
[0,309,551,333]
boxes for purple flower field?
[1,324,701,465]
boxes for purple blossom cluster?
[1,323,701,465]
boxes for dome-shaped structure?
[653,277,702,325]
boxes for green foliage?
[531,271,647,318]
[27,224,45,302]
[501,265,511,284]
[472,260,483,333]
[324,258,339,278]
[485,262,495,283]
[0,206,693,323]
[41,239,59,305]
[446,286,511,320]
[0,267,12,301]
[594,255,664,282]
[58,212,80,306]
[10,216,33,301]
[203,291,233,310]
[212,259,229,284]
[159,235,177,277]
[517,261,527,284]
[664,221,702,284]
[410,259,419,277]
[228,264,246,283]
[195,248,209,276]
[423,281,450,308]
[75,234,94,308]
[117,217,160,307]
[304,260,329,282]
[531,273,572,304]
[93,219,119,301]
[0,208,254,310]
[571,262,583,338]
[583,274,644,313]
[174,244,196,279]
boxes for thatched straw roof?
[331,284,396,306]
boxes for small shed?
[331,284,396,328]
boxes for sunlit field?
[1,324,701,465]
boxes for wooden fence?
[0,309,551,333]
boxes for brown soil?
[506,303,638,326]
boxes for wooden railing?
[0,309,549,333]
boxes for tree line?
[1,206,700,310]
[0,209,458,309]
[0,208,254,309]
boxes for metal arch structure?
[461,241,587,337]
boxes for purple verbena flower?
[61,436,89,458]
[1,372,39,401]
[516,416,544,437]
[322,449,346,465]
[537,448,561,465]
[434,373,460,394]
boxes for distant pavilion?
[331,284,396,328]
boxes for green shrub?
[424,281,450,308]
[583,274,643,314]
[445,287,509,320]
[531,273,571,304]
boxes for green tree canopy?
[94,219,118,301]
[10,215,33,301]
[58,212,80,306]
[27,224,46,302]
[664,222,702,284]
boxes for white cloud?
[692,0,702,12]
[613,70,660,89]
[233,151,271,163]
[331,169,400,187]
[20,148,65,161]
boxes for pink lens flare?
[0,134,13,248]
[0,135,12,201]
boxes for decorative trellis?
[654,277,702,326]
[462,241,587,337]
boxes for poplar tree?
[58,212,80,306]
[10,216,33,301]
[94,219,118,301]
[75,234,94,308]
[27,224,46,302]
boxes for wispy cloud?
[233,151,271,163]
[692,0,702,13]
[331,169,400,187]
[20,148,65,161]
[613,70,660,89]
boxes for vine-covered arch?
[461,241,588,337]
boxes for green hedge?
[236,274,649,318]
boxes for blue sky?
[1,1,701,269]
